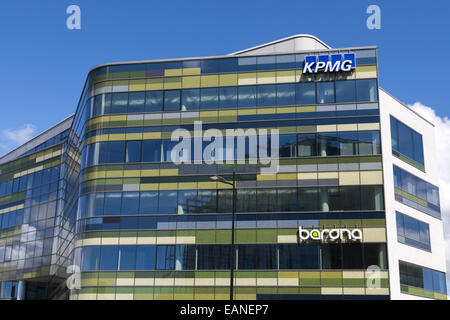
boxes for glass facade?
[0,119,77,300]
[61,47,394,301]
[0,41,446,300]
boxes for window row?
[85,80,378,118]
[78,186,384,218]
[0,236,54,263]
[0,165,60,198]
[93,51,377,78]
[22,130,70,157]
[78,211,386,233]
[390,116,424,166]
[81,131,380,168]
[393,166,440,207]
[396,212,430,251]
[0,200,58,231]
[399,261,447,295]
[79,242,387,272]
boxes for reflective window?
[197,245,230,270]
[128,92,145,113]
[175,244,196,270]
[257,85,276,107]
[295,82,315,105]
[118,245,136,270]
[139,191,158,214]
[358,131,381,155]
[338,131,358,155]
[142,140,162,162]
[145,91,163,112]
[99,245,118,270]
[356,79,378,102]
[103,192,122,216]
[219,87,237,109]
[277,83,295,106]
[335,80,356,103]
[279,134,297,158]
[316,82,334,104]
[200,88,219,110]
[136,245,156,270]
[279,243,320,269]
[181,89,200,111]
[399,261,447,295]
[238,86,257,108]
[393,165,440,211]
[390,116,424,166]
[164,90,181,111]
[396,212,430,251]
[81,245,100,271]
[125,141,141,163]
[107,141,125,163]
[318,132,339,156]
[297,133,316,157]
[111,92,128,114]
[156,245,175,270]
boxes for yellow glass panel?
[164,69,183,77]
[238,72,257,85]
[182,76,201,88]
[276,70,296,83]
[182,68,201,76]
[164,77,182,89]
[129,79,146,91]
[201,75,219,87]
[257,71,276,84]
[146,78,164,90]
[219,73,238,86]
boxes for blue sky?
[0,0,448,152]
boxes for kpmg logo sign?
[303,53,356,74]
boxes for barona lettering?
[298,226,362,241]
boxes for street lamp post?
[210,172,236,300]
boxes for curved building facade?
[0,35,447,300]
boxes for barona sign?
[298,226,362,241]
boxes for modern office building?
[0,35,447,300]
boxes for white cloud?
[408,102,450,280]
[0,124,36,154]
